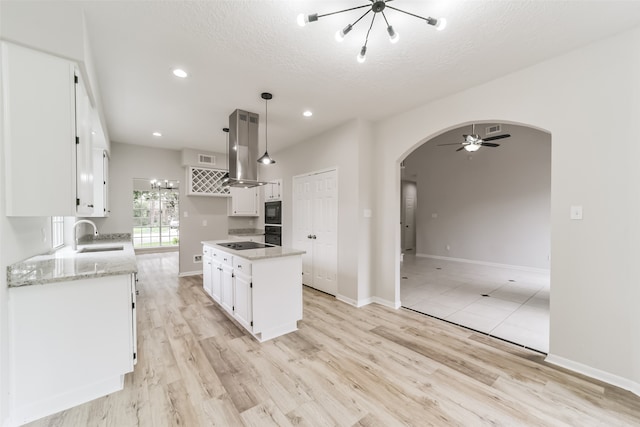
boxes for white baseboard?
[336,294,374,308]
[370,296,401,310]
[178,270,201,277]
[416,253,550,274]
[545,354,640,397]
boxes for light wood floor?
[27,252,640,426]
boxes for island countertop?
[202,240,305,261]
[7,234,137,288]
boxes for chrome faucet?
[72,219,99,250]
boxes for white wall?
[0,71,53,427]
[258,119,374,304]
[93,142,229,275]
[373,27,640,391]
[404,124,551,269]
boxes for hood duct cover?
[227,109,270,188]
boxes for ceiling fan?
[438,124,511,152]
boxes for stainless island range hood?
[226,109,270,188]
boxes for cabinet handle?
[88,204,94,208]
[218,267,222,271]
[237,265,242,269]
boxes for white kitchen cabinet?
[187,166,230,197]
[89,148,109,217]
[221,264,234,314]
[228,187,259,216]
[203,255,213,297]
[202,242,303,342]
[233,257,253,330]
[263,178,282,201]
[8,274,136,425]
[2,42,95,216]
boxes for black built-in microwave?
[265,201,281,225]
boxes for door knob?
[312,235,317,239]
[307,234,312,239]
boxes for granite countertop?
[7,234,137,288]
[228,228,265,236]
[202,240,305,261]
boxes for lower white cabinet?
[8,274,137,425]
[233,258,253,331]
[202,243,302,341]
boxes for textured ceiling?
[17,1,640,154]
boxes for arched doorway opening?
[399,121,551,353]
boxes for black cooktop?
[218,241,270,250]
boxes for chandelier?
[297,0,446,63]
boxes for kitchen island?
[7,235,137,426]
[201,240,305,342]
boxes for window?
[51,216,64,248]
[132,178,180,248]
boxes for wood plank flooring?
[26,252,640,426]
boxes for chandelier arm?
[317,4,372,19]
[384,4,429,21]
[363,12,377,47]
[381,10,391,27]
[351,9,373,28]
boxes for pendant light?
[257,92,276,165]
[221,127,230,185]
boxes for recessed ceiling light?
[172,69,188,78]
[152,132,162,137]
[303,110,313,117]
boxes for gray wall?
[259,119,374,304]
[403,124,551,269]
[373,27,640,390]
[93,142,230,275]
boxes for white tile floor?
[400,254,550,353]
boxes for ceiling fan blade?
[482,143,500,147]
[456,146,465,152]
[437,142,464,146]
[482,134,511,142]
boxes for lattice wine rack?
[187,167,230,196]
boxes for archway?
[397,121,551,352]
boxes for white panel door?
[293,176,314,284]
[312,171,338,295]
[293,170,338,296]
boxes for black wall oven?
[264,225,281,246]
[265,201,281,225]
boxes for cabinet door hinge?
[250,282,253,288]
[133,352,137,360]
[250,321,253,327]
[232,273,235,278]
[232,306,235,311]
[76,198,80,206]
[74,75,78,84]
[76,136,79,145]
[132,302,135,309]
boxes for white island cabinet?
[202,241,305,342]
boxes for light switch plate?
[570,205,583,220]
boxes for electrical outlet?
[193,255,202,263]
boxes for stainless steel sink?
[78,245,124,253]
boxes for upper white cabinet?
[263,178,282,201]
[2,42,94,216]
[187,166,230,197]
[89,148,109,217]
[228,187,259,216]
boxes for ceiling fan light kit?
[437,124,512,152]
[297,0,446,62]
